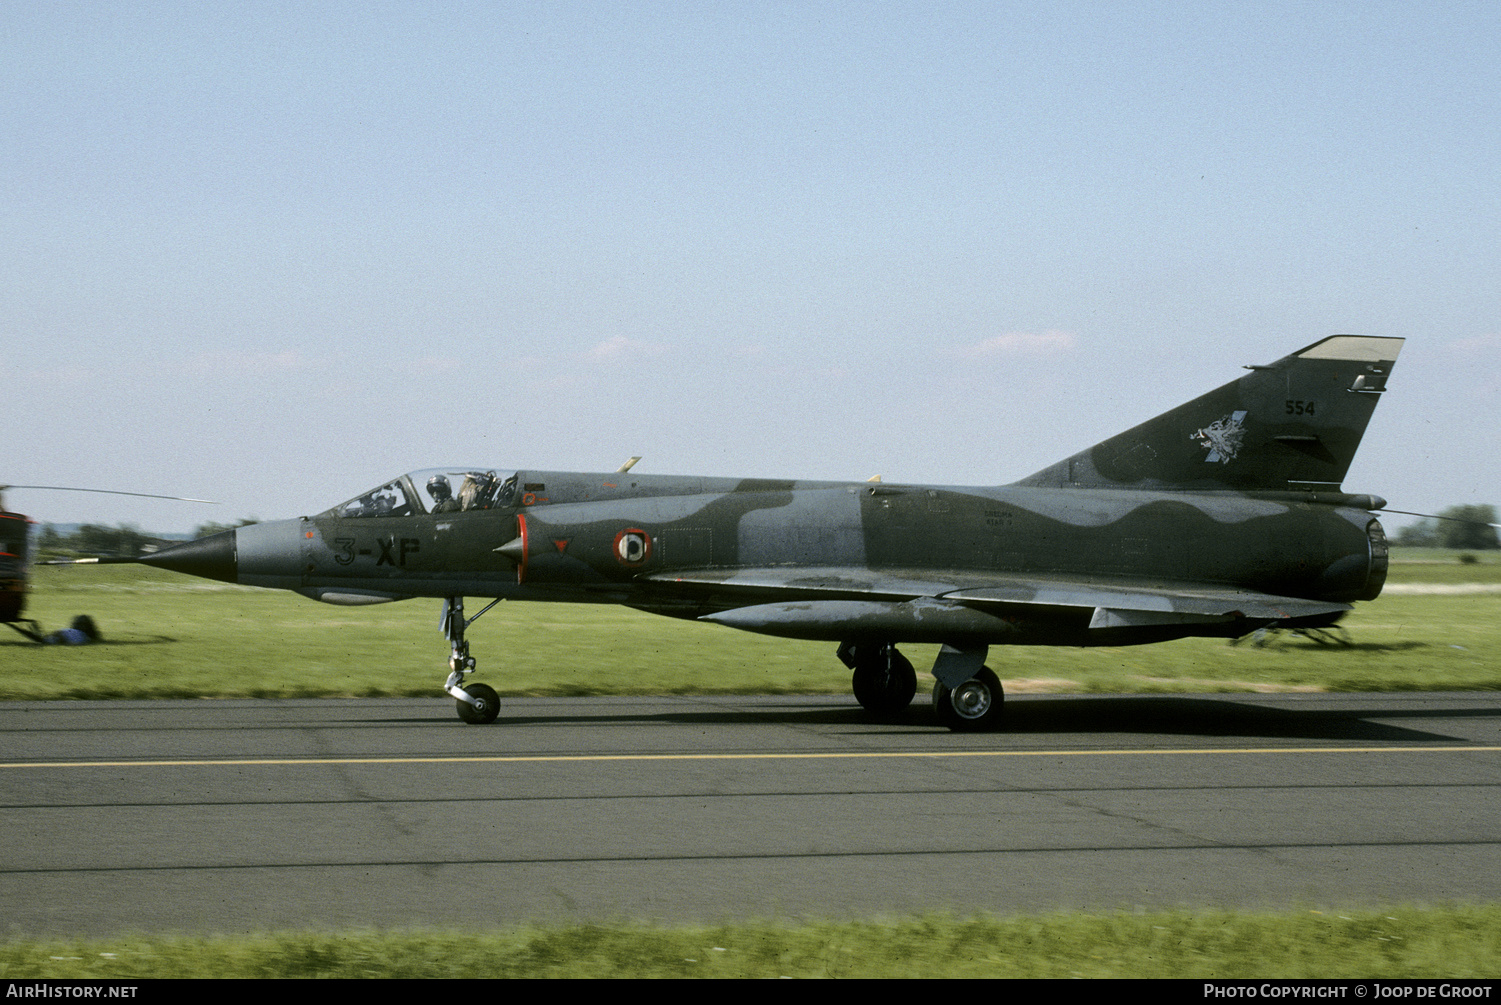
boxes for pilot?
[44,615,102,646]
[428,475,460,513]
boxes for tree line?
[35,519,259,559]
[1392,505,1499,550]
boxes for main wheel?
[456,682,500,724]
[932,667,1003,732]
[852,649,917,713]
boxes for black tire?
[852,648,917,713]
[456,682,500,724]
[932,667,1003,732]
[932,679,957,727]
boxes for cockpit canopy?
[326,469,519,519]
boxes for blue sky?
[3,3,1496,531]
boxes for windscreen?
[328,469,517,518]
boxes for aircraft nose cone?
[137,529,237,583]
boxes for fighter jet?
[98,335,1402,730]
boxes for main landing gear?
[441,596,503,724]
[931,666,1004,732]
[838,642,918,714]
[840,641,1006,731]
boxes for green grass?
[4,559,1499,700]
[3,564,840,699]
[3,907,1499,978]
[1388,547,1501,583]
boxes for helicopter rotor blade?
[0,486,218,504]
[1380,508,1501,529]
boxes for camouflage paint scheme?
[131,335,1403,729]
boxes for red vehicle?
[1,499,38,639]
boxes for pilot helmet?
[427,475,452,502]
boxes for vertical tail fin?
[1016,335,1404,492]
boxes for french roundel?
[613,528,652,566]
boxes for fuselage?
[177,469,1387,639]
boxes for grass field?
[3,550,1498,700]
[4,907,1500,979]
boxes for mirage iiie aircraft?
[99,335,1402,730]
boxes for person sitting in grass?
[44,615,102,646]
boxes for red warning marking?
[516,514,529,584]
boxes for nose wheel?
[455,681,499,724]
[440,596,504,724]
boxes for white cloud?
[1440,333,1501,394]
[953,331,1078,359]
[409,355,461,375]
[188,350,317,376]
[1444,334,1501,358]
[12,364,95,386]
[586,336,664,360]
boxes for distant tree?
[1437,505,1500,550]
[1394,518,1440,547]
[33,523,80,560]
[73,523,151,558]
[193,518,259,539]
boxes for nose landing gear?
[441,596,504,724]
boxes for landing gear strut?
[441,596,503,724]
[838,642,918,714]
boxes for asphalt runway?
[3,691,1500,936]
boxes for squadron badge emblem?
[1192,410,1248,463]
